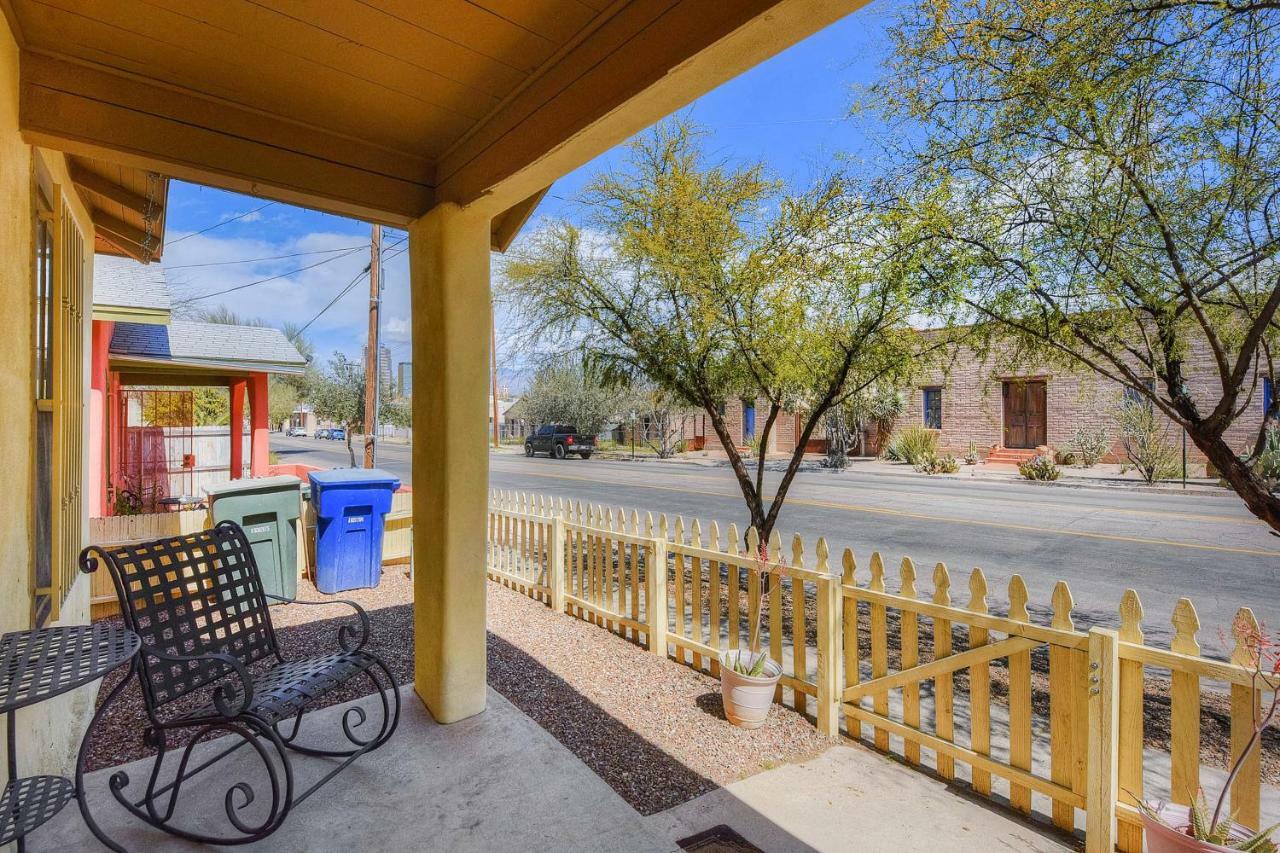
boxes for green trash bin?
[204,475,303,602]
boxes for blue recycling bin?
[308,468,401,594]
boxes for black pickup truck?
[524,424,596,459]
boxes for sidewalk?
[492,444,1232,496]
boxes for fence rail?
[486,489,1275,853]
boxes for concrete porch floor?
[35,685,1080,853]
[33,687,672,853]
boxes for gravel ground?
[82,573,829,815]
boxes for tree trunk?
[346,431,357,467]
[1193,429,1280,532]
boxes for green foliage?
[872,0,1280,529]
[915,452,959,475]
[963,441,979,466]
[1117,402,1180,483]
[1072,426,1111,469]
[1250,426,1280,487]
[1054,449,1077,467]
[193,387,229,427]
[519,360,627,436]
[500,118,940,538]
[1018,454,1061,482]
[308,352,394,466]
[884,426,938,466]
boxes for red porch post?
[88,320,113,516]
[229,378,247,479]
[248,371,269,477]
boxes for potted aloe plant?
[719,536,784,729]
[1140,613,1279,852]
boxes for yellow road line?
[489,464,1280,558]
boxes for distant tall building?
[363,344,393,392]
[397,362,412,398]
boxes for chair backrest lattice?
[85,521,279,710]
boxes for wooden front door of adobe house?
[1002,380,1047,449]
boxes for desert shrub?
[1250,425,1280,485]
[1054,448,1077,466]
[963,441,979,465]
[673,439,688,455]
[1072,425,1110,468]
[916,452,959,475]
[1019,454,1061,481]
[884,425,939,466]
[1117,402,1179,483]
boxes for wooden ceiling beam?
[69,162,152,217]
[20,52,436,226]
[92,210,151,261]
[438,0,867,213]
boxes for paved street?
[272,434,1280,654]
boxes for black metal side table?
[0,624,139,852]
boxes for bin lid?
[204,475,302,498]
[307,468,401,490]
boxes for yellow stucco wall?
[1,14,95,782]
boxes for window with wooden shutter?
[32,188,88,626]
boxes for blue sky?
[157,3,902,390]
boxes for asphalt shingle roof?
[110,321,307,372]
[93,254,171,313]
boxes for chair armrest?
[141,645,255,719]
[262,594,371,653]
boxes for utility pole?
[491,311,500,448]
[363,224,382,468]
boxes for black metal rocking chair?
[77,520,401,848]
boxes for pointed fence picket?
[485,491,1275,853]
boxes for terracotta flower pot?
[1142,803,1256,852]
[719,652,782,729]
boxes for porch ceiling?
[7,0,865,229]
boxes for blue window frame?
[742,400,756,440]
[923,387,942,429]
[1265,376,1274,415]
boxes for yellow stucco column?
[408,201,491,723]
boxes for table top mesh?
[0,624,139,713]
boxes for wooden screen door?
[1003,381,1046,448]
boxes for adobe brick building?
[676,337,1274,465]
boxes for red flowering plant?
[728,537,788,677]
[1140,613,1280,850]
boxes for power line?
[172,247,366,304]
[164,244,366,269]
[167,200,277,246]
[297,267,371,335]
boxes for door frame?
[1001,379,1047,449]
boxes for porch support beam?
[20,52,434,226]
[229,379,246,480]
[408,201,491,723]
[247,372,269,477]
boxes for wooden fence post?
[549,514,566,614]
[646,536,668,658]
[1086,627,1119,853]
[814,538,842,738]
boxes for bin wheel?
[554,443,566,459]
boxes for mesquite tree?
[502,120,942,541]
[872,0,1280,530]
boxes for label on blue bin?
[248,525,271,536]
[347,516,366,524]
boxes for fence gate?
[113,389,195,513]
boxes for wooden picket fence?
[487,489,1275,853]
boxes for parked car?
[329,428,346,441]
[287,426,308,437]
[524,424,595,459]
[315,428,331,440]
